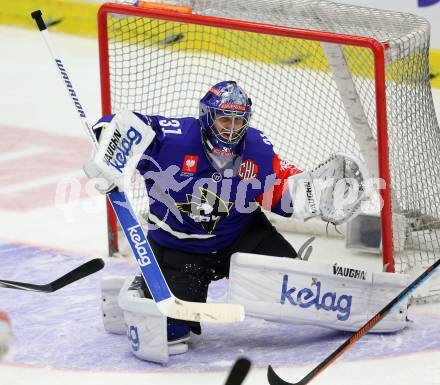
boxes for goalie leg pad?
[227,253,409,333]
[101,276,127,334]
[119,276,189,364]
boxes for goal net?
[97,0,440,300]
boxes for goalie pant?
[227,253,409,333]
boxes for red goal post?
[97,1,440,284]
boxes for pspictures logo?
[182,155,199,175]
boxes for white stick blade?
[157,298,245,323]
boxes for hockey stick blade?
[268,365,297,385]
[224,358,251,385]
[267,257,440,385]
[157,296,244,323]
[0,259,105,293]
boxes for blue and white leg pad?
[101,276,127,334]
[119,276,190,363]
[107,276,190,364]
[227,253,409,333]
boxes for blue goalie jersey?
[99,113,302,254]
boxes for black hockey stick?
[224,358,251,385]
[267,257,440,385]
[0,258,104,292]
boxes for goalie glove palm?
[288,153,369,225]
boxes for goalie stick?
[30,10,244,324]
[267,257,440,385]
[0,258,104,293]
[224,358,251,385]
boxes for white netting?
[100,0,440,291]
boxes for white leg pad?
[119,276,189,364]
[228,253,409,333]
[101,276,127,334]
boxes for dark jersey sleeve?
[256,154,302,217]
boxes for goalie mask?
[199,81,252,164]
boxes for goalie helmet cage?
[97,1,440,286]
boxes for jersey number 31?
[160,119,182,134]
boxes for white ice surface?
[1,25,440,385]
[0,350,439,385]
[0,26,107,257]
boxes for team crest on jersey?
[181,155,199,176]
[239,159,258,180]
[175,187,233,234]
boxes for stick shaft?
[31,10,98,149]
[31,9,172,304]
[30,9,243,323]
